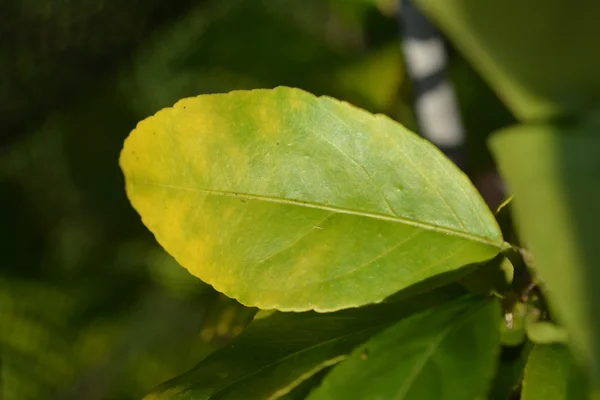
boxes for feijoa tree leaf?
[307,295,500,400]
[143,286,466,400]
[521,344,590,400]
[120,87,503,311]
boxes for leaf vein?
[257,212,335,264]
[129,180,500,249]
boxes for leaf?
[522,345,590,400]
[143,285,466,400]
[120,87,503,311]
[490,122,600,386]
[307,295,500,400]
[412,0,600,121]
[526,321,568,345]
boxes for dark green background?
[0,1,514,398]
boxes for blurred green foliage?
[0,0,514,398]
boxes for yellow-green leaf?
[120,87,503,311]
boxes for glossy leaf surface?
[144,286,466,400]
[121,87,502,311]
[307,295,500,399]
[522,345,590,400]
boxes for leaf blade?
[143,286,466,400]
[522,344,590,400]
[121,87,503,310]
[307,296,501,400]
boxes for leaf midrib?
[392,301,490,399]
[130,180,501,249]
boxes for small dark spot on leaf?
[276,142,280,146]
[241,200,246,203]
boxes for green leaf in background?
[307,295,500,400]
[143,285,466,400]
[411,0,600,122]
[491,121,600,387]
[120,87,503,311]
[526,321,568,345]
[521,345,590,400]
